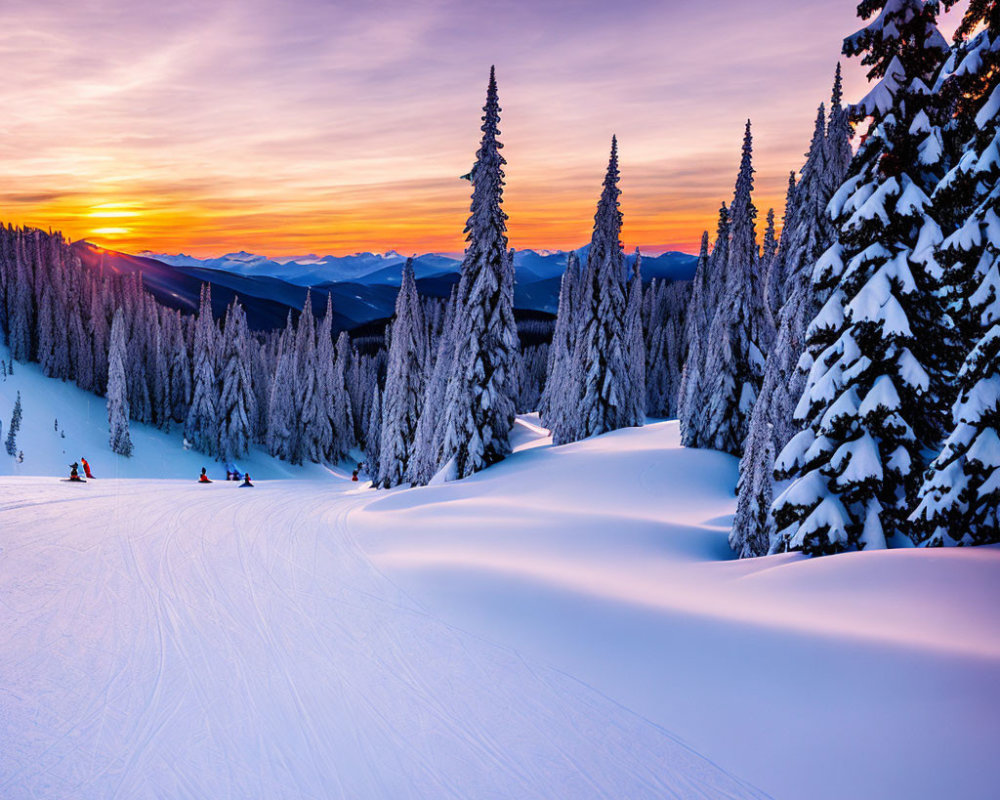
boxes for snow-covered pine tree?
[766,175,800,324]
[772,0,950,555]
[377,258,427,488]
[732,89,854,558]
[539,252,580,438]
[760,208,778,319]
[8,238,34,363]
[826,63,854,191]
[700,121,771,456]
[267,314,297,462]
[678,209,729,447]
[331,331,356,461]
[5,390,21,456]
[433,67,519,480]
[409,289,457,484]
[185,284,220,456]
[152,321,170,428]
[217,299,257,461]
[314,293,338,461]
[68,292,94,393]
[89,280,110,394]
[167,311,192,424]
[107,308,133,457]
[294,291,329,463]
[559,136,637,443]
[911,324,1000,545]
[625,248,646,423]
[365,385,382,479]
[911,3,1000,547]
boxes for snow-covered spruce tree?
[89,280,110,395]
[700,121,772,457]
[8,238,34,362]
[827,63,854,193]
[432,67,519,481]
[732,85,855,558]
[760,208,778,315]
[912,4,1000,546]
[539,252,580,438]
[267,314,298,462]
[107,308,133,457]
[558,136,638,444]
[185,284,220,456]
[167,311,192,424]
[677,232,711,435]
[294,291,330,463]
[409,289,457,484]
[217,299,257,461]
[911,325,1000,545]
[679,206,727,446]
[766,175,800,324]
[331,331,356,461]
[365,385,382,478]
[5,390,22,456]
[69,294,94,394]
[772,1,950,555]
[377,258,427,488]
[314,294,339,462]
[152,322,170,428]
[625,248,646,423]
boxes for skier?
[81,457,94,479]
[68,462,84,482]
[240,473,254,488]
[199,467,212,483]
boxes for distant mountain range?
[80,243,696,333]
[140,247,698,291]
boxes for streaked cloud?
[0,0,967,256]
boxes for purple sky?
[0,0,965,255]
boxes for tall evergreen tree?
[625,248,646,423]
[912,4,1000,546]
[217,299,257,461]
[539,252,580,439]
[5,391,21,456]
[185,284,220,456]
[377,259,427,488]
[331,331,356,461]
[107,308,133,457]
[559,137,637,443]
[772,0,950,554]
[267,314,297,462]
[678,231,712,442]
[433,67,519,480]
[700,121,771,456]
[410,289,457,484]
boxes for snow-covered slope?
[1,362,996,799]
[0,344,340,481]
[350,419,1000,800]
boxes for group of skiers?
[65,457,254,486]
[67,457,93,482]
[199,466,253,487]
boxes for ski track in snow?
[0,477,767,800]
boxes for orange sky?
[0,1,966,258]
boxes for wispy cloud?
[0,0,968,255]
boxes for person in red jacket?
[199,467,212,483]
[81,457,94,479]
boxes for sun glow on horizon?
[1,0,966,260]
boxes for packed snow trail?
[0,477,766,800]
